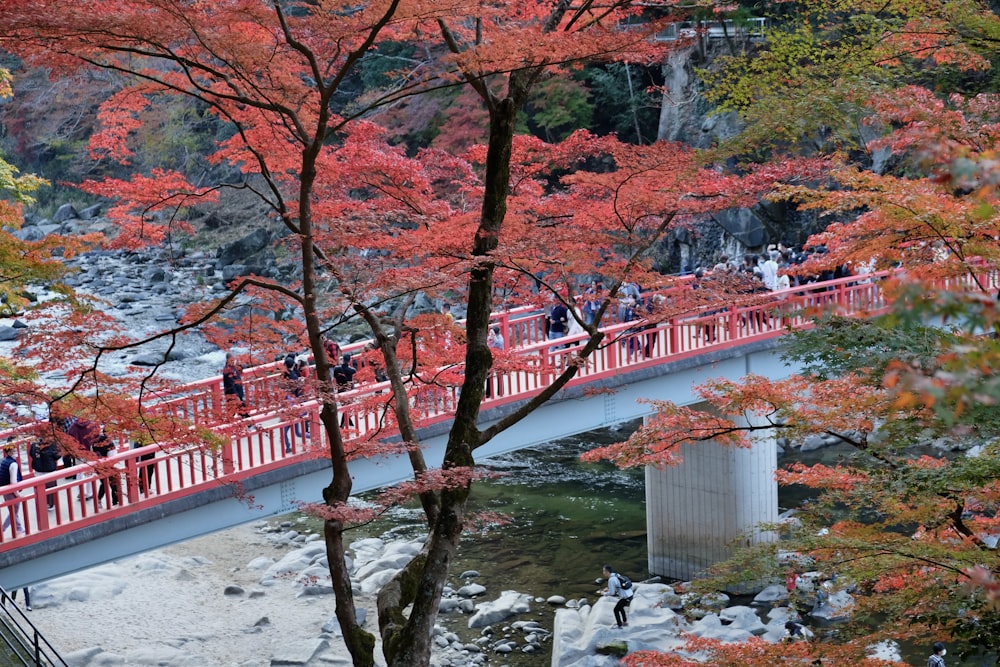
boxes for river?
[349,421,993,667]
[348,420,647,666]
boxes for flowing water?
[351,424,993,666]
[350,420,648,666]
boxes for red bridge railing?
[0,272,914,551]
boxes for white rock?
[348,537,385,563]
[260,550,316,582]
[359,568,400,596]
[353,552,417,581]
[699,591,730,609]
[439,597,462,613]
[868,639,902,661]
[468,591,532,629]
[718,605,767,634]
[382,538,424,557]
[811,590,854,621]
[457,583,487,598]
[752,584,788,604]
[246,556,275,571]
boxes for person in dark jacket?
[332,354,357,428]
[60,415,102,499]
[332,354,357,393]
[281,353,306,453]
[92,434,119,507]
[222,352,248,418]
[29,438,60,510]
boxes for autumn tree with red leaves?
[586,1,1000,664]
[0,2,823,666]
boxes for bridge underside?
[2,339,797,588]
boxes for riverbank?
[25,521,363,666]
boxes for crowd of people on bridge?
[0,398,166,542]
[0,240,862,549]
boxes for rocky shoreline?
[19,515,900,667]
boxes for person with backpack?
[784,620,814,641]
[600,564,634,628]
[222,352,248,418]
[0,444,24,535]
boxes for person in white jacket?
[760,250,780,291]
[600,565,634,628]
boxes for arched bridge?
[0,275,898,587]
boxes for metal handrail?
[0,588,67,666]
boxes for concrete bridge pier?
[645,407,777,585]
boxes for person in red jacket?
[61,414,106,502]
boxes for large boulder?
[52,203,80,222]
[718,605,767,635]
[468,590,532,628]
[79,204,103,220]
[13,224,60,242]
[811,589,854,621]
[216,228,272,267]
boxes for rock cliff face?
[652,35,824,274]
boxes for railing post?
[495,311,510,348]
[123,456,139,503]
[33,477,50,531]
[309,407,321,447]
[211,381,223,420]
[221,439,235,476]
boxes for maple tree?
[701,0,1000,156]
[0,2,830,666]
[584,1,1000,665]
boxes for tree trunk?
[380,80,528,667]
[299,135,378,666]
